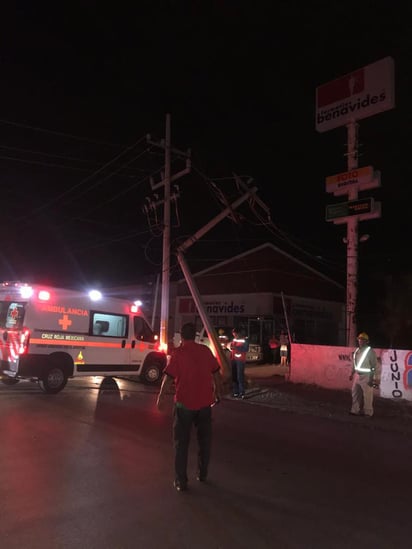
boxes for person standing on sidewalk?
[156,322,223,492]
[279,331,289,367]
[268,334,280,365]
[230,328,249,398]
[349,332,378,417]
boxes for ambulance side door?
[87,311,130,371]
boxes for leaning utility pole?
[176,182,267,378]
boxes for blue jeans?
[173,405,212,484]
[231,359,245,395]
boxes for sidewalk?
[245,362,289,379]
[236,362,412,434]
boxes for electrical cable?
[16,134,148,222]
[56,164,164,230]
[72,227,154,252]
[0,117,122,147]
[189,162,345,275]
[57,147,152,207]
[0,143,101,164]
[0,154,90,172]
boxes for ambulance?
[0,281,167,393]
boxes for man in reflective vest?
[230,328,249,398]
[349,332,378,417]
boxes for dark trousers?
[173,405,212,484]
[231,359,245,395]
[270,348,278,364]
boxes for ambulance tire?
[1,377,20,386]
[38,367,68,394]
[140,360,163,385]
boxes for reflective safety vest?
[230,337,248,361]
[353,346,374,374]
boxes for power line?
[0,146,156,176]
[58,147,152,207]
[0,143,98,163]
[17,134,148,222]
[191,161,345,275]
[55,161,163,231]
[0,154,90,172]
[73,227,154,252]
[0,117,122,147]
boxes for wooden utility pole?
[159,114,171,350]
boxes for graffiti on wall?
[291,344,412,401]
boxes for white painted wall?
[290,343,412,401]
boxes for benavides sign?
[315,57,395,133]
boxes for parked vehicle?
[173,325,263,363]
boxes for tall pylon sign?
[316,57,395,345]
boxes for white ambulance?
[0,281,167,393]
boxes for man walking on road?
[156,322,223,492]
[349,332,379,417]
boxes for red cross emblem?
[10,307,19,319]
[58,314,72,331]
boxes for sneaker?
[240,393,246,399]
[173,480,187,492]
[349,411,361,416]
[196,475,207,482]
[232,393,239,398]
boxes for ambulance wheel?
[38,367,68,394]
[140,361,163,384]
[1,377,19,386]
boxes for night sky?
[1,2,411,291]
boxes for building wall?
[174,292,345,346]
[107,244,346,346]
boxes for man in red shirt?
[156,322,223,492]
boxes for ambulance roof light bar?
[20,286,34,299]
[89,290,102,301]
[131,300,142,313]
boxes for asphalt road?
[1,376,411,549]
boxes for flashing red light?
[38,290,51,301]
[18,329,31,355]
[158,341,168,353]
